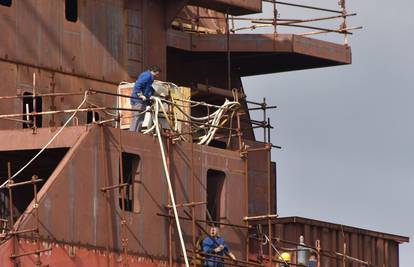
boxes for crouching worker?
[202,226,236,267]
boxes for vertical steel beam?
[100,127,112,267]
[117,126,129,266]
[7,162,17,267]
[190,140,197,267]
[226,10,231,91]
[32,73,37,134]
[32,175,41,266]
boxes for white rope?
[152,98,190,267]
[145,97,240,146]
[0,91,90,189]
[197,99,240,145]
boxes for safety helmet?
[279,252,291,262]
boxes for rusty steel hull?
[2,126,248,261]
[0,1,409,266]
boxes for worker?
[308,252,318,267]
[202,226,236,267]
[297,235,309,265]
[279,252,291,267]
[129,65,161,132]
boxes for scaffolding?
[172,0,361,45]
[0,68,381,267]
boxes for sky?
[242,1,413,266]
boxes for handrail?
[171,0,361,44]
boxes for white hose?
[147,97,239,146]
[152,99,190,267]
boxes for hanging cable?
[152,97,190,267]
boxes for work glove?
[213,245,224,253]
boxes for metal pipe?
[277,13,356,26]
[0,117,33,124]
[268,118,271,148]
[100,183,128,192]
[278,24,354,34]
[99,127,112,266]
[33,175,42,266]
[10,248,52,259]
[0,107,106,119]
[243,141,249,262]
[299,26,362,37]
[157,213,251,229]
[117,119,129,266]
[188,132,197,267]
[252,13,356,26]
[243,214,278,221]
[32,73,37,134]
[263,98,267,143]
[0,91,86,100]
[166,201,206,209]
[273,0,277,34]
[267,136,272,265]
[226,10,231,92]
[194,84,245,99]
[9,228,38,235]
[246,100,265,106]
[248,106,277,111]
[6,179,43,188]
[7,162,17,265]
[263,0,343,14]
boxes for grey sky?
[242,1,413,266]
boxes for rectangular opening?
[0,148,68,223]
[22,92,42,128]
[206,169,226,223]
[86,111,100,124]
[0,0,12,7]
[119,152,141,213]
[65,0,78,22]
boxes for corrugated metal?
[249,217,408,267]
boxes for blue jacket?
[202,236,229,267]
[130,70,154,105]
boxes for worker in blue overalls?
[129,65,161,132]
[202,226,236,267]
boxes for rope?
[152,99,190,267]
[142,96,239,146]
[0,91,90,189]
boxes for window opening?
[86,111,100,124]
[119,152,141,212]
[0,148,68,223]
[65,0,78,22]
[206,169,226,223]
[0,0,12,7]
[22,92,42,128]
[208,140,227,149]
